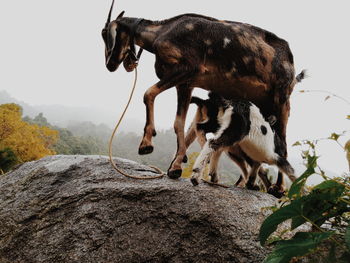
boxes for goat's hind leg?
[226,148,250,188]
[245,162,262,191]
[168,85,193,179]
[268,172,285,198]
[183,108,207,163]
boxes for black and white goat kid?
[190,93,296,187]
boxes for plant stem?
[301,215,343,247]
[300,89,350,106]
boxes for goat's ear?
[267,115,277,126]
[117,11,125,19]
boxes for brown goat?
[102,1,300,179]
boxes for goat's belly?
[239,125,277,164]
[238,139,275,164]
[192,74,271,103]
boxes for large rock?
[0,155,282,263]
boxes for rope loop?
[108,67,166,179]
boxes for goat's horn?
[106,0,115,25]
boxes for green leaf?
[312,180,345,195]
[307,154,318,169]
[261,179,347,246]
[339,252,350,263]
[288,154,319,198]
[291,181,347,229]
[346,225,350,252]
[259,199,303,246]
[329,132,340,141]
[292,141,301,147]
[288,167,315,198]
[263,232,333,263]
[323,243,335,263]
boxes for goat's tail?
[296,69,307,83]
[277,157,296,182]
[190,96,205,107]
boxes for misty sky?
[1,1,349,175]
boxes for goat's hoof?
[268,185,285,198]
[138,145,154,155]
[210,173,218,183]
[191,177,199,186]
[167,169,182,179]
[247,184,260,191]
[182,155,188,163]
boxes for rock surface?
[0,155,283,263]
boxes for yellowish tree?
[182,152,209,180]
[0,103,58,164]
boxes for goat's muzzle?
[106,59,121,72]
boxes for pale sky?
[1,1,349,175]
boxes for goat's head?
[101,0,130,72]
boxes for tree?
[0,104,58,167]
[0,148,18,173]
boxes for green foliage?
[259,136,350,263]
[0,147,18,173]
[263,232,333,263]
[24,116,106,156]
[288,153,318,199]
[346,226,350,251]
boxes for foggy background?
[1,0,349,176]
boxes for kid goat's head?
[101,0,130,72]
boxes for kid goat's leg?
[246,162,262,191]
[191,141,215,186]
[183,108,206,163]
[226,149,250,187]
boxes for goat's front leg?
[191,141,214,186]
[167,85,193,179]
[139,68,198,155]
[139,84,170,155]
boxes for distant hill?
[0,90,143,133]
[1,90,340,185]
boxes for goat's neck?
[119,17,158,53]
